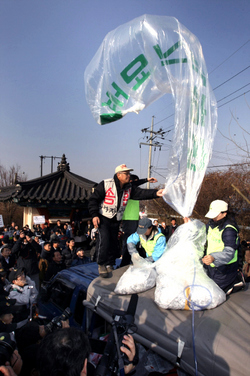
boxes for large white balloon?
[84,15,217,217]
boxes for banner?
[0,215,4,228]
[33,215,45,225]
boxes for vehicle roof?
[55,263,99,289]
[86,266,250,376]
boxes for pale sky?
[1,0,249,185]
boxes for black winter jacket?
[61,246,77,268]
[11,238,40,276]
[88,174,159,221]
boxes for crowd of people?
[0,216,143,376]
[0,217,151,376]
[0,220,94,289]
[0,164,249,376]
[0,324,140,376]
[0,215,178,288]
[0,203,181,375]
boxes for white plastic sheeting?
[115,220,226,310]
[115,253,157,294]
[154,220,226,310]
[84,14,217,217]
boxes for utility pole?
[147,116,154,188]
[140,116,166,188]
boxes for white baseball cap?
[115,164,134,174]
[205,200,228,219]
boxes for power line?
[213,66,250,91]
[208,162,250,169]
[212,150,245,158]
[154,100,173,116]
[212,155,235,162]
[217,83,250,103]
[150,39,250,126]
[141,62,250,177]
[153,75,249,128]
[213,148,248,156]
[154,113,174,126]
[147,64,249,144]
[153,162,250,172]
[209,39,250,75]
[151,168,167,179]
[218,89,250,108]
[212,143,250,157]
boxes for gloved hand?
[132,252,149,268]
[131,252,141,265]
[132,253,154,268]
[145,256,154,263]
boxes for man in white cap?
[202,199,244,294]
[88,164,164,277]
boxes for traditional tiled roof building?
[0,155,96,227]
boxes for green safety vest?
[207,224,238,267]
[139,233,164,257]
[122,200,140,221]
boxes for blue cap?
[137,218,152,235]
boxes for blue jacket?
[127,228,166,261]
[71,256,90,267]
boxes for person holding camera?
[37,326,137,376]
[0,236,11,254]
[0,299,28,334]
[0,333,23,376]
[11,232,40,291]
[0,304,71,376]
[0,249,15,279]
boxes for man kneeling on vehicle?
[127,218,166,262]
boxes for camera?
[44,307,72,334]
[0,333,16,374]
[112,308,137,365]
[95,294,138,376]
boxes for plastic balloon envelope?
[84,15,217,217]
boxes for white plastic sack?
[115,254,156,294]
[84,14,218,217]
[154,220,226,310]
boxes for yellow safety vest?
[207,224,238,267]
[139,233,164,257]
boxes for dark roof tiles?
[0,170,96,204]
